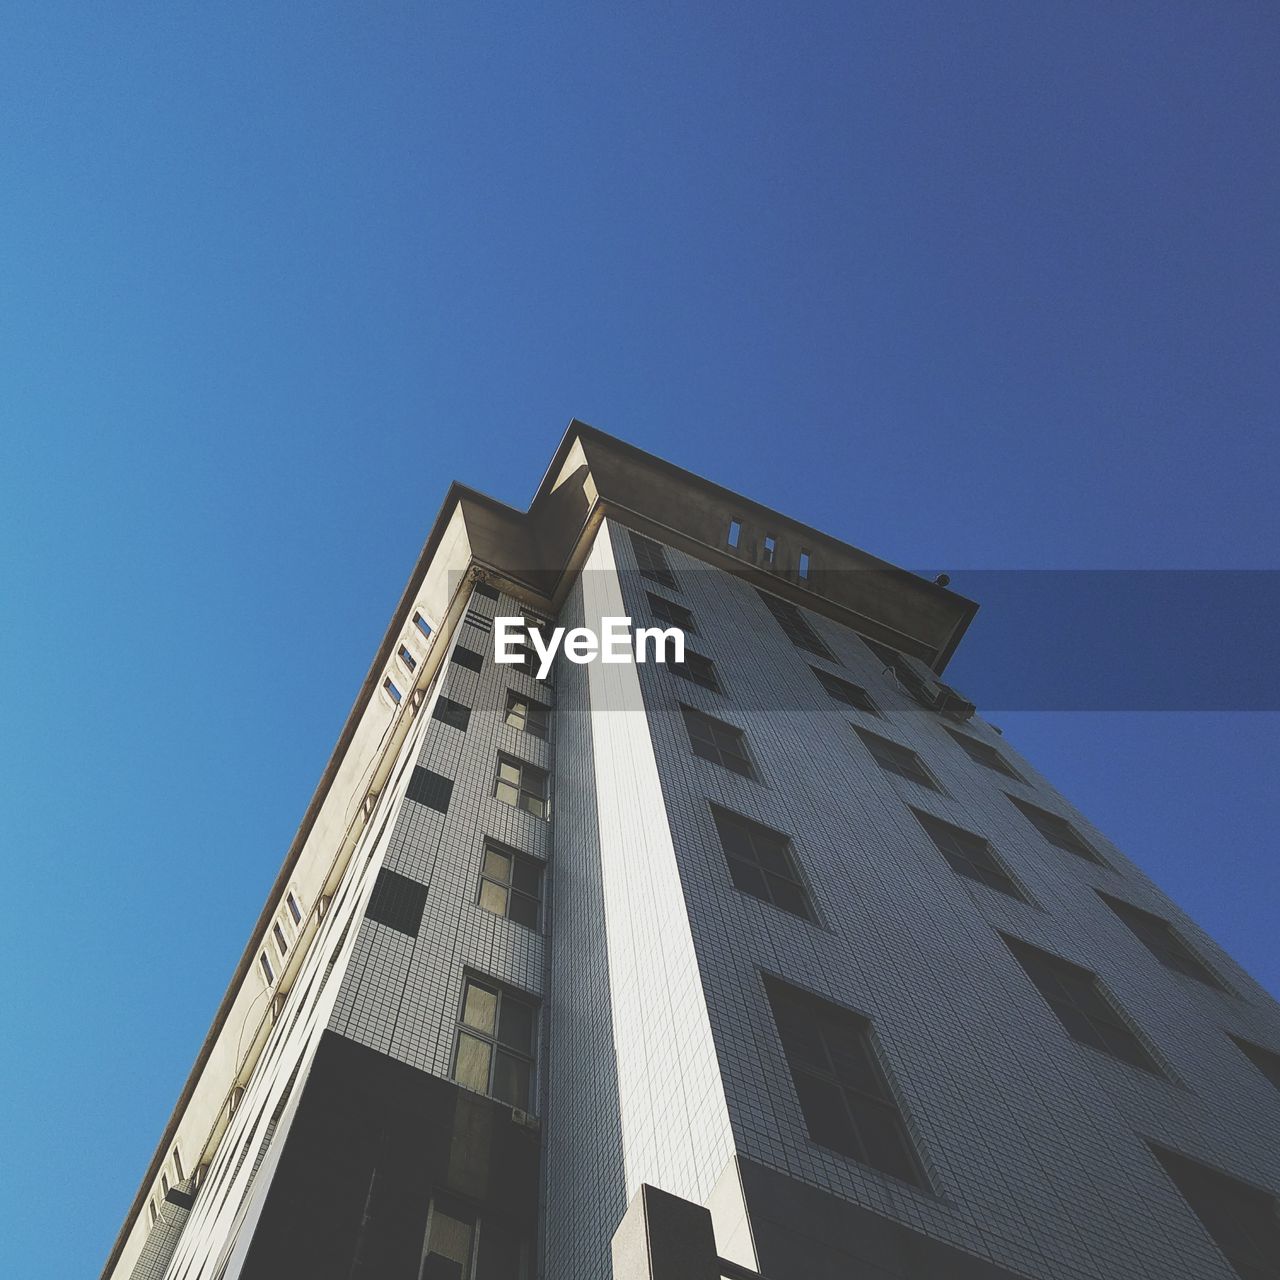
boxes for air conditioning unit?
[931,684,977,723]
[511,1109,541,1133]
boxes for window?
[259,952,274,984]
[397,644,418,673]
[1003,936,1161,1074]
[727,518,742,549]
[453,977,538,1109]
[1151,1145,1280,1280]
[503,617,552,680]
[473,581,500,601]
[406,765,454,813]
[757,589,834,659]
[811,667,878,714]
[504,690,550,739]
[148,1199,157,1225]
[680,705,755,778]
[1099,893,1224,988]
[762,534,777,566]
[286,892,302,925]
[172,1147,183,1181]
[1008,795,1105,864]
[432,695,472,732]
[422,1193,530,1280]
[272,921,288,957]
[383,677,402,705]
[478,841,544,930]
[412,610,433,640]
[946,728,1022,780]
[1231,1036,1280,1092]
[711,807,812,918]
[913,811,1025,900]
[451,645,484,673]
[646,591,696,634]
[628,530,677,589]
[765,978,926,1186]
[855,727,940,790]
[798,548,811,580]
[663,648,720,692]
[423,1194,476,1278]
[365,868,429,937]
[494,754,549,818]
[161,1172,169,1195]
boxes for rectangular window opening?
[680,705,756,779]
[412,611,432,640]
[452,976,539,1109]
[765,977,927,1187]
[727,518,742,549]
[478,840,545,931]
[383,677,402,705]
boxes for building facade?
[103,425,1280,1280]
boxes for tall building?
[104,424,1280,1280]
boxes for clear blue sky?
[1,3,1276,1275]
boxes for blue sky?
[1,3,1277,1274]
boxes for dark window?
[365,868,428,937]
[946,728,1022,780]
[423,1193,476,1279]
[451,645,484,673]
[628,530,678,589]
[406,766,453,813]
[478,841,544,930]
[855,727,940,790]
[1231,1036,1280,1093]
[913,811,1025,900]
[398,644,418,672]
[757,590,834,659]
[1099,893,1224,987]
[798,548,811,580]
[412,610,432,640]
[765,978,926,1187]
[452,977,538,1109]
[473,581,500,602]
[464,609,493,634]
[1008,795,1105,864]
[504,690,550,739]
[711,807,812,918]
[680,705,755,778]
[423,1193,530,1280]
[286,892,302,924]
[1003,936,1161,1074]
[383,677,402,705]
[811,667,878,714]
[647,592,696,634]
[494,754,549,818]
[503,617,553,680]
[259,952,274,984]
[432,696,472,732]
[664,648,720,692]
[1151,1145,1280,1280]
[273,922,288,956]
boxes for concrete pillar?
[611,1183,720,1280]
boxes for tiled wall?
[610,521,1280,1280]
